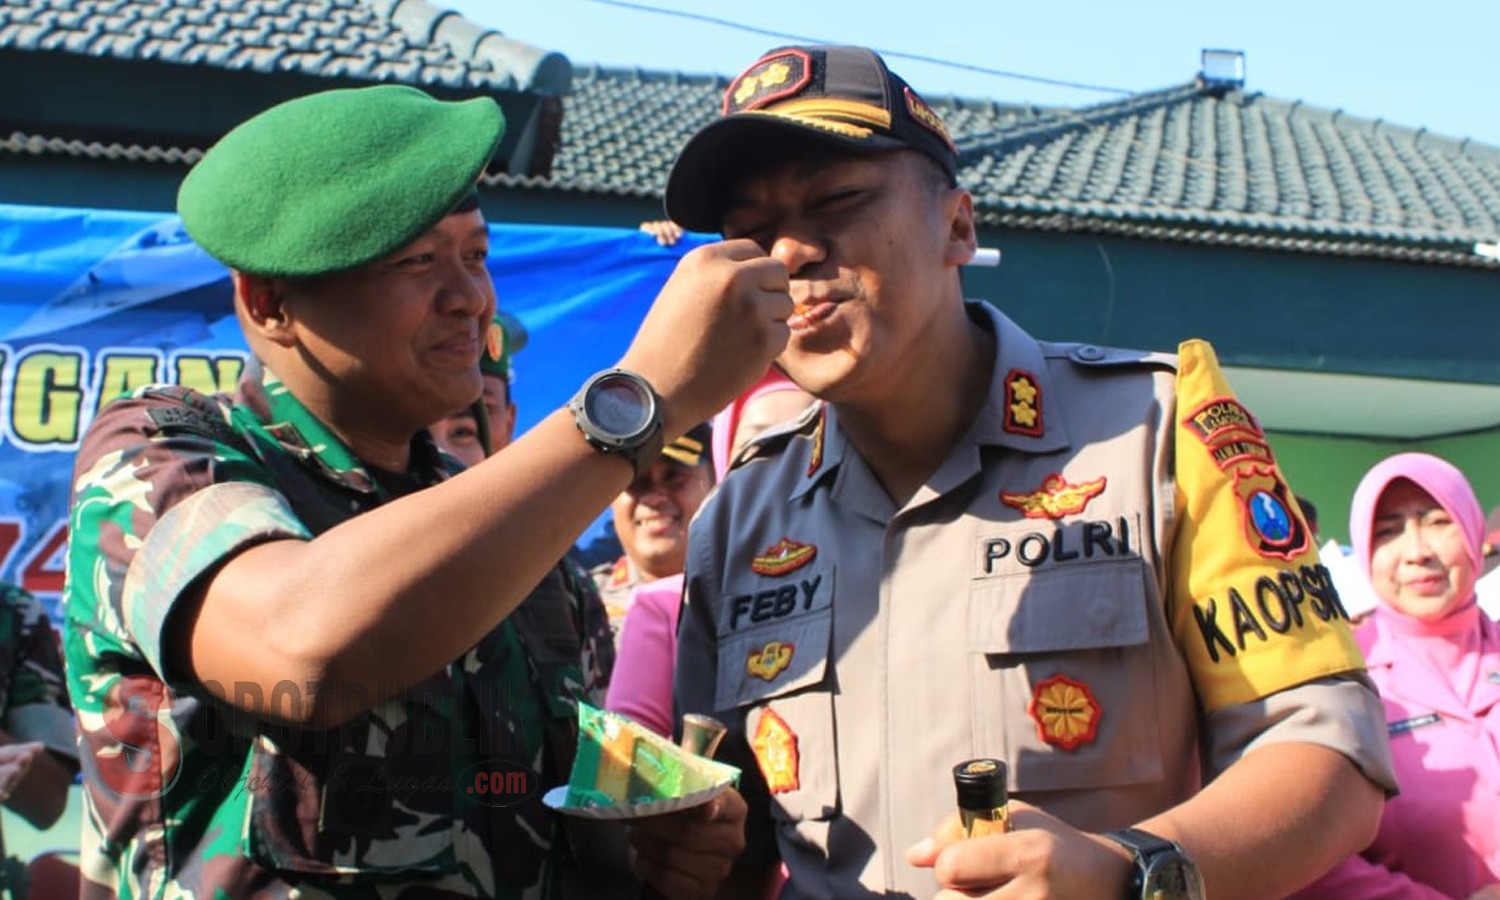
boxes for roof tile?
[0,0,570,92]
[3,0,1497,263]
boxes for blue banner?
[0,203,710,624]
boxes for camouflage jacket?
[64,364,608,899]
[0,582,75,759]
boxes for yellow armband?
[1170,340,1364,712]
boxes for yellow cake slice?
[564,704,739,809]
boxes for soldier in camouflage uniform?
[0,583,76,832]
[63,84,781,899]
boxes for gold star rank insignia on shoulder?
[1003,369,1043,436]
[806,407,826,477]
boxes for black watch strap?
[626,417,665,479]
[1102,827,1179,899]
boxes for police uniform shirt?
[675,301,1397,899]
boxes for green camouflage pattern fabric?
[63,362,597,899]
[557,555,614,707]
[0,582,76,759]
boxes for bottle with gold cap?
[953,758,1010,838]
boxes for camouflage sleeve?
[563,554,616,704]
[0,583,77,759]
[66,387,311,696]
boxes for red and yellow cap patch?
[746,640,795,682]
[606,556,631,589]
[752,538,818,577]
[725,48,813,115]
[485,319,505,363]
[1028,674,1100,751]
[904,86,955,152]
[751,706,800,794]
[1001,473,1107,520]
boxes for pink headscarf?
[711,367,803,478]
[1348,452,1485,582]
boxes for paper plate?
[542,778,734,821]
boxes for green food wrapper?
[554,704,740,816]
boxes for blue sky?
[448,0,1500,149]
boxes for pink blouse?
[1293,603,1500,898]
[603,574,683,738]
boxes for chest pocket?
[245,679,460,880]
[970,558,1164,793]
[715,569,838,823]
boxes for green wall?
[1270,428,1500,545]
[957,226,1500,385]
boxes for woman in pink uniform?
[1294,452,1500,899]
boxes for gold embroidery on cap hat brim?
[758,98,893,131]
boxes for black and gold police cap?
[178,84,505,278]
[662,422,713,469]
[664,44,958,232]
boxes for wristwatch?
[1102,827,1206,900]
[567,368,664,478]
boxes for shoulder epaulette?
[726,400,823,473]
[1041,342,1178,371]
[140,387,249,455]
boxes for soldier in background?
[429,309,525,462]
[430,311,615,704]
[0,583,76,828]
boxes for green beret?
[480,309,529,380]
[178,84,505,277]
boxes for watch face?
[1142,853,1206,900]
[587,377,652,438]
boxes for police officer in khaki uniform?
[591,423,715,636]
[666,45,1396,899]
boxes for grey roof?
[956,83,1500,261]
[3,0,1498,267]
[0,0,570,93]
[499,66,1500,267]
[498,64,1046,198]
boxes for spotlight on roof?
[1199,49,1246,95]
